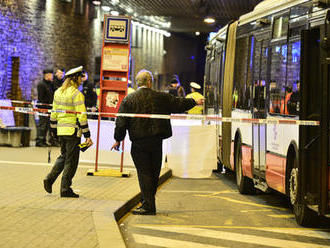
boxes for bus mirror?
[313,0,330,8]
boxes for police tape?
[0,105,320,126]
[6,99,96,111]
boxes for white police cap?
[190,82,201,90]
[66,66,83,77]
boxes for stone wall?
[0,0,205,101]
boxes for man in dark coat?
[81,71,97,108]
[111,69,204,215]
[36,69,53,147]
[53,68,65,92]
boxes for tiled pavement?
[0,159,170,248]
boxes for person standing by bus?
[186,82,203,114]
[43,66,93,198]
[168,75,185,97]
[111,69,203,215]
[36,69,53,147]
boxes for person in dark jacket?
[36,69,53,147]
[81,71,97,109]
[168,75,185,97]
[111,69,204,215]
[53,68,65,92]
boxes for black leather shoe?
[61,191,79,198]
[132,208,156,215]
[43,179,52,193]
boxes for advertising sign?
[102,47,129,72]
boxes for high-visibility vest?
[50,86,90,137]
[186,92,203,114]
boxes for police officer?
[186,82,204,114]
[36,69,53,147]
[43,66,93,198]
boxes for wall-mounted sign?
[102,47,129,72]
[104,16,131,43]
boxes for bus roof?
[239,0,310,25]
[209,0,312,45]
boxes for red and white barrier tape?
[0,105,320,126]
[7,99,96,111]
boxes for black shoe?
[132,208,156,215]
[43,179,52,193]
[61,191,79,198]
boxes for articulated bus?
[204,0,329,226]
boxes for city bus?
[204,0,329,226]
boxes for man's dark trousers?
[131,137,163,212]
[45,135,81,193]
[36,116,50,145]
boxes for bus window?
[286,41,301,115]
[290,2,311,19]
[269,44,287,114]
[233,37,249,110]
[273,16,289,39]
[252,39,268,116]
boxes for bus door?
[251,33,270,176]
[320,17,330,216]
[215,44,225,163]
[300,21,329,217]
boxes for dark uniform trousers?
[131,137,163,212]
[36,116,50,145]
[45,135,81,193]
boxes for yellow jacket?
[186,92,203,114]
[50,86,90,138]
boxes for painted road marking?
[249,227,330,239]
[133,234,226,248]
[224,219,233,225]
[267,214,295,218]
[0,160,135,171]
[135,225,330,248]
[161,190,237,194]
[194,194,287,211]
[134,224,330,239]
[241,209,272,213]
[158,215,184,223]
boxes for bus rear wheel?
[235,142,255,194]
[289,158,314,226]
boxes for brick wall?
[0,0,205,101]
